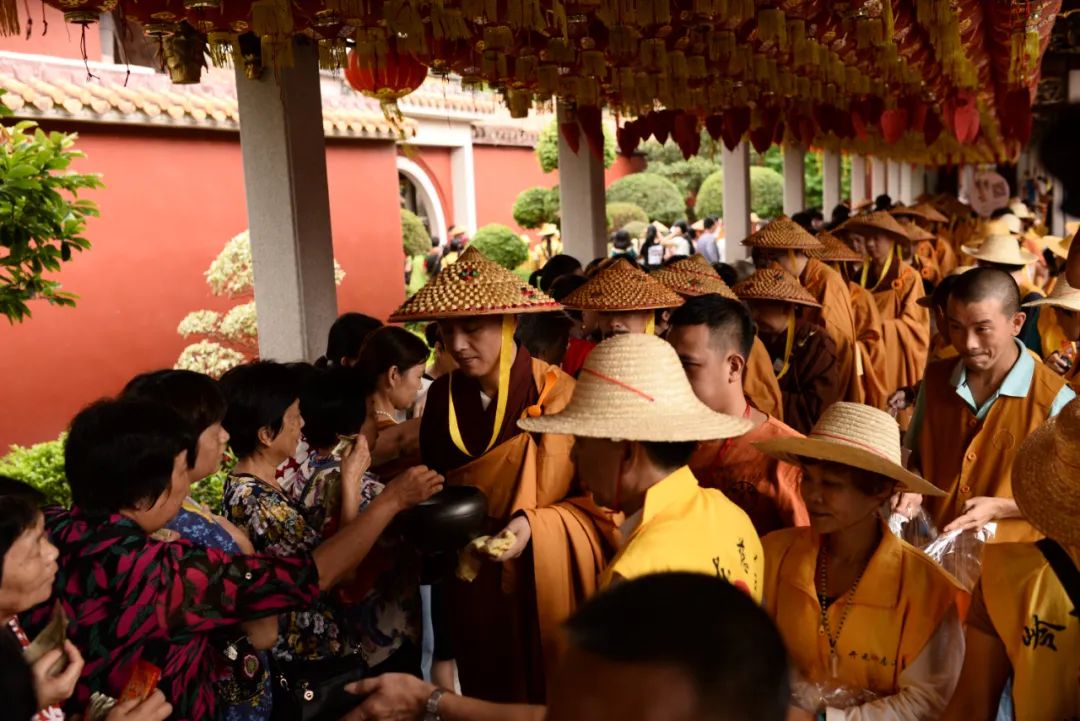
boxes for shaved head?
[949,267,1021,316]
[669,294,755,358]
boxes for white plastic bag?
[921,524,996,591]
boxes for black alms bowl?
[396,485,489,552]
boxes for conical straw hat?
[836,210,912,244]
[1047,233,1074,260]
[517,333,754,441]
[903,223,936,243]
[1013,398,1080,545]
[389,246,561,322]
[682,254,719,274]
[653,264,739,299]
[810,231,863,263]
[741,216,824,251]
[1023,277,1080,313]
[755,402,944,496]
[561,259,686,312]
[733,268,821,307]
[961,234,1037,266]
[891,203,949,224]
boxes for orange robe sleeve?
[874,264,930,420]
[934,234,958,276]
[803,259,859,403]
[746,336,783,421]
[848,281,890,409]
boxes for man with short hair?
[667,294,809,535]
[905,267,1076,542]
[697,216,722,265]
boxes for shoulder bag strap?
[1036,538,1080,616]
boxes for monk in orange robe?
[836,211,930,427]
[894,203,958,279]
[743,217,859,404]
[667,294,808,536]
[653,255,784,420]
[391,247,618,703]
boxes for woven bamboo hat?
[961,234,1038,266]
[837,210,912,244]
[810,231,863,263]
[653,258,739,300]
[904,223,937,243]
[741,216,824,251]
[733,268,821,307]
[1046,233,1074,260]
[517,333,754,441]
[1013,399,1080,545]
[389,246,561,322]
[1023,278,1080,313]
[755,402,944,496]
[560,259,686,312]
[891,203,949,224]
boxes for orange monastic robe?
[848,280,890,408]
[934,234,958,276]
[872,262,930,423]
[802,258,859,403]
[913,240,943,285]
[746,337,784,421]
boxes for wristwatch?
[424,688,447,721]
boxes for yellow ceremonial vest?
[762,525,963,694]
[600,466,763,600]
[919,356,1066,543]
[982,543,1080,719]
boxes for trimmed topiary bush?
[694,170,724,218]
[470,224,529,270]
[750,166,784,219]
[606,202,649,232]
[536,119,616,173]
[401,208,431,257]
[606,174,685,226]
[512,187,560,229]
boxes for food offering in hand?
[456,529,517,582]
[332,434,358,458]
[25,602,70,676]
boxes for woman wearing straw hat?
[390,247,618,704]
[834,211,930,428]
[811,231,890,409]
[653,255,785,422]
[755,403,964,721]
[962,232,1045,352]
[1023,278,1080,386]
[518,333,763,593]
[734,268,841,435]
[940,400,1080,721]
[742,217,860,406]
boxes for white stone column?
[898,163,913,205]
[235,38,338,362]
[723,141,752,260]
[910,165,926,201]
[851,155,868,204]
[556,100,607,261]
[871,158,887,202]
[783,144,806,216]
[451,140,478,236]
[959,165,975,205]
[886,160,902,201]
[822,150,842,214]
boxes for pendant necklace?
[816,545,869,678]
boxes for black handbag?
[270,654,368,721]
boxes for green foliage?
[804,153,853,212]
[694,170,725,218]
[536,119,616,173]
[512,186,559,229]
[750,166,784,219]
[621,220,648,240]
[606,202,648,231]
[640,139,721,211]
[606,174,685,226]
[401,208,431,257]
[0,433,70,506]
[0,104,103,323]
[470,224,529,270]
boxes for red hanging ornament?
[880,108,909,145]
[952,91,980,145]
[705,115,725,142]
[617,122,640,157]
[345,44,427,110]
[673,112,701,159]
[924,109,943,146]
[999,88,1032,145]
[722,107,751,151]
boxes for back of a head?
[713,263,738,286]
[704,216,717,230]
[548,273,590,303]
[424,322,441,349]
[121,369,226,439]
[875,194,893,211]
[644,225,658,244]
[358,325,430,379]
[539,254,584,293]
[670,294,755,358]
[299,366,373,449]
[614,230,632,250]
[791,211,814,232]
[516,312,575,363]
[65,399,195,515]
[830,204,851,225]
[949,266,1021,316]
[322,312,384,367]
[564,573,789,721]
[219,361,301,459]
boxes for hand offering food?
[455,530,518,582]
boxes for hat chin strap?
[860,240,895,292]
[775,308,796,380]
[645,315,655,335]
[448,315,515,458]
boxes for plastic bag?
[888,508,938,548]
[921,524,996,592]
[791,676,881,712]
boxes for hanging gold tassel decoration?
[251,0,294,68]
[318,37,347,71]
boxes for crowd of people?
[3,188,1080,721]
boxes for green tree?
[750,166,784,219]
[640,139,721,204]
[0,433,70,506]
[1,92,103,323]
[401,208,431,257]
[606,202,648,231]
[536,119,616,173]
[804,152,853,211]
[512,186,560,229]
[606,174,685,225]
[694,170,724,218]
[470,224,529,270]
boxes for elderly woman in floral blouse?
[25,397,443,721]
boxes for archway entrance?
[396,157,448,247]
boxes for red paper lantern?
[345,45,427,105]
[880,109,909,145]
[952,91,980,145]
